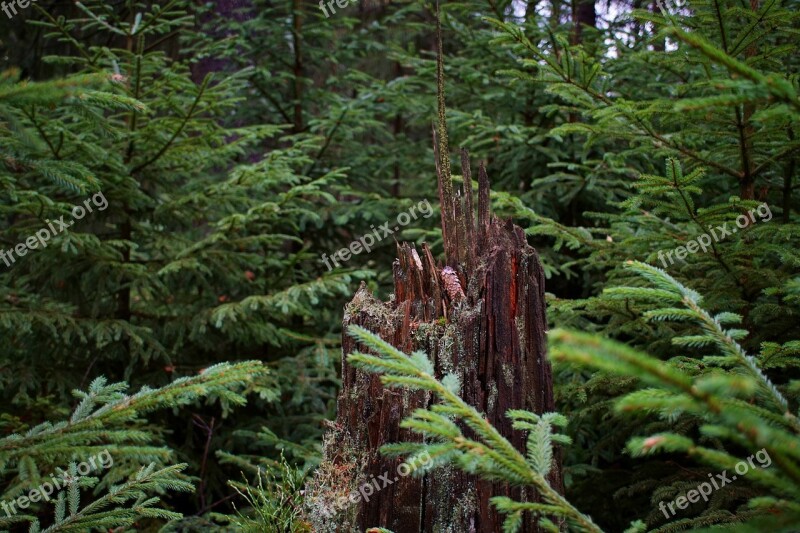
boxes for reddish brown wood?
[307,151,562,532]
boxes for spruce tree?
[1,0,361,525]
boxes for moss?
[435,324,458,377]
[303,428,368,532]
[344,283,393,329]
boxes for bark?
[291,0,304,133]
[307,149,562,532]
[570,0,596,45]
[651,0,666,52]
[784,126,795,223]
[737,0,759,200]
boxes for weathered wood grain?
[307,151,561,532]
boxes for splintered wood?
[309,148,562,532]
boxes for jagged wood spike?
[453,188,466,273]
[435,0,457,267]
[461,148,476,275]
[478,161,491,249]
[432,122,453,265]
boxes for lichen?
[515,314,525,348]
[431,468,478,533]
[303,427,368,532]
[502,361,514,388]
[344,283,393,328]
[488,381,498,414]
[436,325,457,377]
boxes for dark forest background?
[1,0,799,531]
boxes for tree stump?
[306,148,562,532]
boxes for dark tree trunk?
[651,0,666,52]
[307,148,562,532]
[571,0,596,45]
[291,0,304,134]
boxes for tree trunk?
[307,148,562,532]
[571,0,596,45]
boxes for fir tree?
[1,0,362,523]
[551,261,800,531]
[0,361,267,531]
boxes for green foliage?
[0,361,266,531]
[551,262,800,530]
[1,0,358,526]
[20,464,193,533]
[2,0,799,529]
[483,2,800,528]
[224,457,311,533]
[0,71,127,194]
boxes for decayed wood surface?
[307,145,562,532]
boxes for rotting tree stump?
[306,148,562,533]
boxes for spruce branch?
[663,26,800,114]
[550,260,800,496]
[484,18,744,179]
[38,464,192,532]
[625,261,798,431]
[346,325,603,533]
[0,361,268,458]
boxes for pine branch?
[346,326,603,533]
